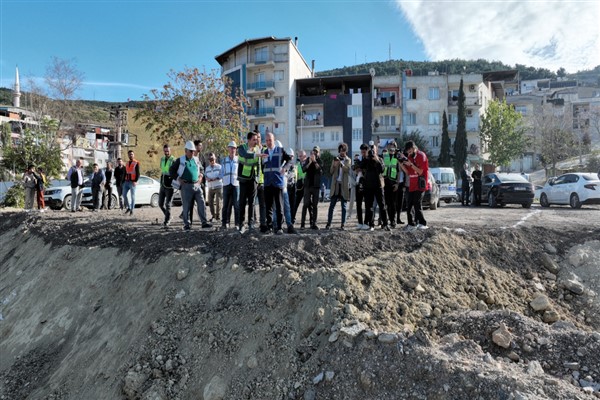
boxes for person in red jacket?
[399,141,429,230]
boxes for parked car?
[422,171,440,210]
[481,173,534,208]
[430,167,456,203]
[539,173,600,209]
[44,179,74,210]
[81,175,160,209]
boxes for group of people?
[153,132,431,233]
[22,165,47,211]
[460,162,483,207]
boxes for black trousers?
[302,187,319,227]
[355,187,365,225]
[239,180,257,227]
[265,185,284,231]
[407,190,426,226]
[473,182,482,206]
[462,184,471,205]
[293,186,305,224]
[395,184,405,222]
[384,181,397,225]
[364,186,387,228]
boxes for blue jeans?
[182,183,208,228]
[221,184,240,226]
[327,194,347,226]
[122,181,136,210]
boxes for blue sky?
[1,0,599,103]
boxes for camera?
[396,151,409,163]
[337,155,344,161]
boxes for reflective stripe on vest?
[238,144,259,178]
[126,160,139,181]
[383,154,398,180]
[161,156,174,175]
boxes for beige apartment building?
[215,37,313,150]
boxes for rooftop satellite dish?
[369,68,375,77]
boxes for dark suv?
[481,173,534,208]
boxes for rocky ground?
[0,205,599,399]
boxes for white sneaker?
[416,224,429,230]
[360,225,371,231]
[404,225,416,232]
[356,224,363,230]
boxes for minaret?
[13,66,21,108]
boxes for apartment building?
[295,74,372,156]
[215,37,313,149]
[372,75,402,148]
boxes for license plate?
[515,187,526,191]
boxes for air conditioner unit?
[265,93,272,99]
[466,109,473,117]
[469,84,476,92]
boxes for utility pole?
[110,105,128,160]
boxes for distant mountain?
[316,59,600,85]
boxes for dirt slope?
[0,211,599,399]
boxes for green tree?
[1,117,64,178]
[320,150,334,179]
[438,111,451,167]
[134,68,248,155]
[480,100,528,169]
[453,78,468,173]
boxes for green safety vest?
[296,161,306,180]
[160,156,174,175]
[383,154,398,180]
[238,143,260,179]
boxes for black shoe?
[287,226,297,234]
[325,224,331,230]
[340,225,345,231]
[184,226,191,231]
[390,223,396,229]
[311,225,319,230]
[202,223,213,229]
[300,224,305,230]
[383,225,391,232]
[275,229,284,235]
[259,224,269,233]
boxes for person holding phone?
[399,141,429,230]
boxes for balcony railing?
[296,118,322,127]
[247,107,275,117]
[374,97,398,107]
[248,53,288,64]
[247,81,275,91]
[374,124,401,134]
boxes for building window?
[448,113,457,126]
[274,96,284,107]
[428,112,440,125]
[376,90,397,106]
[428,87,440,100]
[431,136,439,148]
[274,122,285,135]
[320,132,325,142]
[330,132,340,142]
[352,128,362,140]
[448,90,459,102]
[379,115,397,127]
[347,105,362,117]
[404,88,417,100]
[407,113,417,125]
[312,132,318,143]
[274,70,284,81]
[255,46,268,63]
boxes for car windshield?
[48,179,70,187]
[497,174,529,183]
[440,173,454,184]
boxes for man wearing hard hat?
[169,141,213,231]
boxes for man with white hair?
[169,141,212,231]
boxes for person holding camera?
[362,143,390,231]
[460,163,472,206]
[301,146,323,230]
[399,141,429,230]
[325,143,351,230]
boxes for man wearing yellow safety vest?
[237,131,267,233]
[382,140,402,228]
[158,144,175,226]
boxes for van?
[430,167,457,203]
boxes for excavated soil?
[0,210,599,400]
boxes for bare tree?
[44,57,84,129]
[528,103,575,177]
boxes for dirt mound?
[0,212,599,399]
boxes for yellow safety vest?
[383,154,398,180]
[238,143,259,179]
[160,156,174,175]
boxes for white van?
[430,167,457,203]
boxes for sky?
[1,0,599,103]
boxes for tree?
[134,68,248,156]
[557,67,567,78]
[44,57,84,129]
[480,100,528,169]
[453,78,468,173]
[529,103,575,177]
[1,119,64,178]
[438,111,451,167]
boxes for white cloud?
[396,0,600,73]
[83,81,154,91]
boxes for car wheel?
[150,193,159,208]
[540,193,550,208]
[488,192,497,208]
[522,203,532,209]
[110,194,118,209]
[63,195,72,210]
[444,199,451,204]
[570,193,582,209]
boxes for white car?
[539,172,600,209]
[44,179,75,210]
[81,175,160,209]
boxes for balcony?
[247,107,275,118]
[373,124,401,134]
[247,53,288,68]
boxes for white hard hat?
[288,147,294,156]
[228,141,237,148]
[184,141,195,151]
[275,140,283,147]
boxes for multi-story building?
[295,74,372,156]
[372,74,402,147]
[215,37,313,149]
